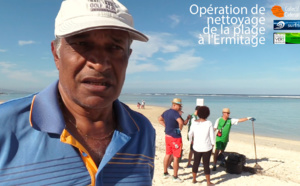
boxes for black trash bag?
[217,153,225,162]
[225,152,246,174]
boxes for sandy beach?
[127,104,300,186]
[1,100,299,185]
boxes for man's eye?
[78,42,88,46]
[68,42,93,52]
[111,45,123,50]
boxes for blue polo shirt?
[0,81,155,186]
[162,109,181,138]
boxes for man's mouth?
[85,81,109,86]
[82,77,112,91]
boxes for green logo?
[286,33,300,44]
[274,33,300,44]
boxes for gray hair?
[53,38,62,58]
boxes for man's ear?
[129,48,132,57]
[51,41,60,70]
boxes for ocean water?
[0,93,34,102]
[119,93,300,141]
[1,93,299,141]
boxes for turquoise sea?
[119,93,300,141]
[1,92,300,141]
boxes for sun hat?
[172,98,182,105]
[222,108,230,114]
[54,0,148,42]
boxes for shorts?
[165,135,182,158]
[216,141,228,150]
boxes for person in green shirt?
[212,108,255,171]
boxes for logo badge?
[271,5,285,17]
[274,20,300,30]
[274,33,300,44]
[274,21,285,29]
[274,33,285,44]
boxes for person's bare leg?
[205,174,214,186]
[192,172,197,183]
[168,154,174,167]
[173,156,180,177]
[187,150,193,166]
[213,149,219,166]
[164,154,171,173]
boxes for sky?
[0,0,299,95]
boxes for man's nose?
[85,48,112,72]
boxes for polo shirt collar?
[30,80,139,135]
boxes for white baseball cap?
[54,0,148,42]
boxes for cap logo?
[88,0,117,13]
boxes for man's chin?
[76,95,117,109]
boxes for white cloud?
[0,64,37,83]
[0,49,7,52]
[164,49,203,71]
[131,32,194,59]
[0,62,57,83]
[127,41,160,74]
[37,70,58,77]
[131,37,160,60]
[169,15,180,28]
[127,60,160,74]
[149,33,179,53]
[131,33,179,57]
[0,62,16,69]
[18,40,35,46]
[127,32,203,73]
[6,70,38,82]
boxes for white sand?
[128,104,300,186]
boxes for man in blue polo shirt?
[0,0,155,185]
[158,98,189,183]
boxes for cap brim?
[55,16,148,42]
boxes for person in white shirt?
[186,106,200,168]
[188,106,215,185]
